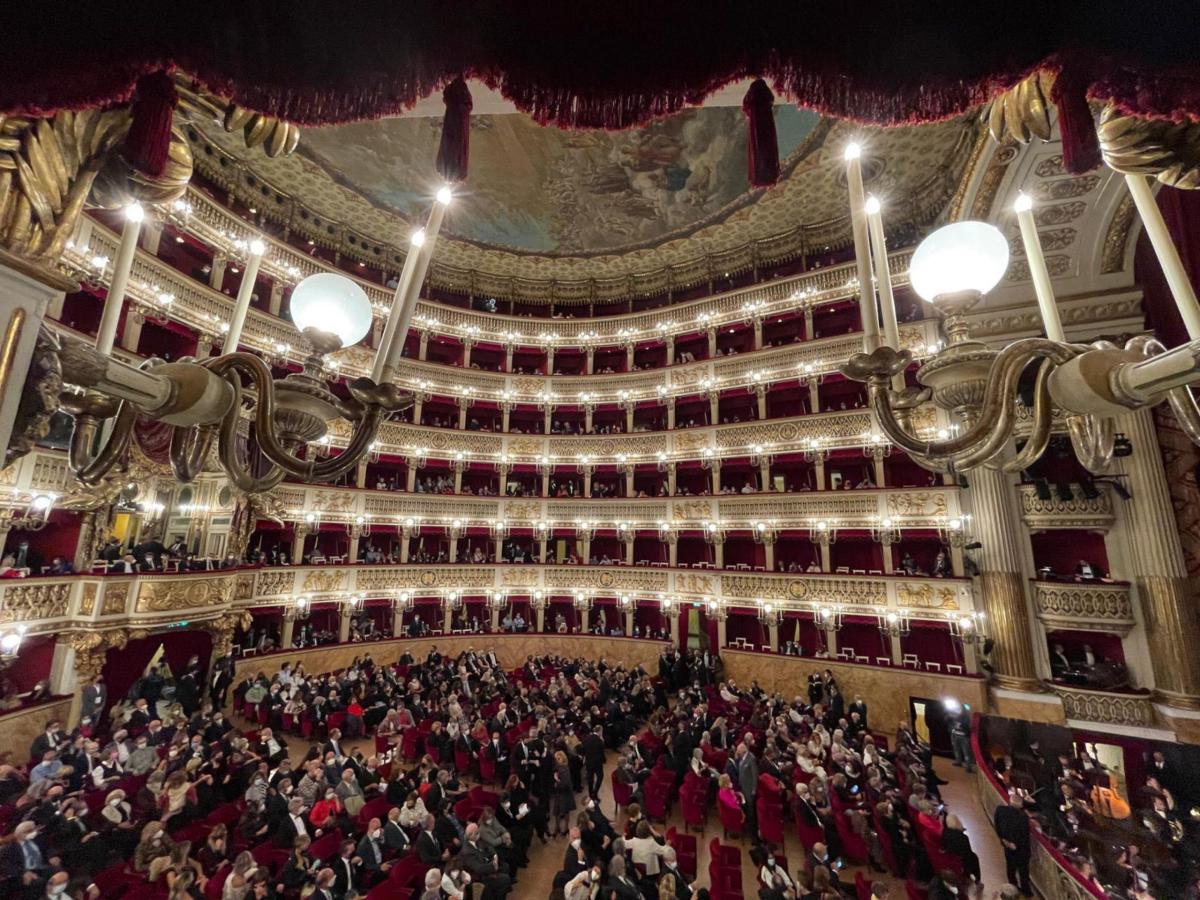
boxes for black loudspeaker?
[1034,478,1052,501]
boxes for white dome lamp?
[909,220,1010,333]
[272,272,378,447]
[289,272,374,353]
[904,222,1010,426]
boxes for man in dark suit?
[994,793,1032,896]
[416,814,447,865]
[275,798,312,848]
[355,819,392,882]
[486,732,509,780]
[660,847,694,899]
[460,823,512,900]
[330,840,360,899]
[0,821,58,899]
[382,808,410,854]
[580,726,606,799]
[848,695,868,727]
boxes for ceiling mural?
[189,110,977,286]
[298,107,823,253]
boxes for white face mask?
[48,885,67,896]
[371,830,381,839]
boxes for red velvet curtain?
[5,4,1200,128]
[101,630,209,707]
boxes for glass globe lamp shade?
[909,221,1010,304]
[289,273,373,348]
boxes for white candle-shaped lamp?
[845,143,881,352]
[95,202,145,354]
[222,238,266,354]
[1013,192,1065,342]
[372,186,453,384]
[864,196,900,348]
[864,195,906,393]
[1125,174,1200,340]
[369,226,426,383]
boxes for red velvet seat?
[454,746,473,777]
[610,770,633,812]
[477,749,496,783]
[855,871,874,900]
[680,785,707,832]
[906,878,928,900]
[756,794,786,844]
[835,813,870,865]
[205,865,231,900]
[717,797,745,839]
[794,811,824,850]
[665,826,697,881]
[643,779,672,820]
[357,794,392,829]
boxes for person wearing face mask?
[30,721,64,762]
[759,854,796,894]
[40,871,70,900]
[309,787,344,834]
[440,857,472,900]
[459,823,511,900]
[563,863,602,900]
[354,818,392,883]
[132,822,176,877]
[0,821,60,897]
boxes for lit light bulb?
[843,143,862,161]
[124,202,145,223]
[436,186,453,206]
[864,195,881,216]
[249,238,266,256]
[1013,192,1034,213]
[410,228,427,248]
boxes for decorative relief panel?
[675,573,717,595]
[671,500,714,522]
[1054,686,1155,728]
[1019,485,1115,530]
[135,577,233,613]
[897,582,962,610]
[886,492,949,518]
[101,584,130,615]
[299,570,348,595]
[256,570,296,597]
[77,583,98,616]
[544,568,668,592]
[1031,581,1134,634]
[0,581,71,623]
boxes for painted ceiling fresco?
[298,107,822,253]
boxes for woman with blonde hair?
[222,850,257,900]
[550,748,575,837]
[658,873,678,900]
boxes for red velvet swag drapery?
[4,2,1200,129]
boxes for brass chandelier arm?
[1125,335,1200,446]
[207,353,386,483]
[1001,358,1056,472]
[67,402,138,486]
[169,423,217,483]
[1065,414,1115,472]
[215,376,285,494]
[868,339,1080,469]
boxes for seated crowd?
[986,730,1200,898]
[0,645,720,900]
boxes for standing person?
[735,743,758,834]
[994,792,1032,897]
[580,726,606,800]
[80,676,107,726]
[950,706,975,773]
[550,750,576,838]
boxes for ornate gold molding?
[1099,105,1200,189]
[1018,484,1114,530]
[1031,580,1134,634]
[1052,685,1155,728]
